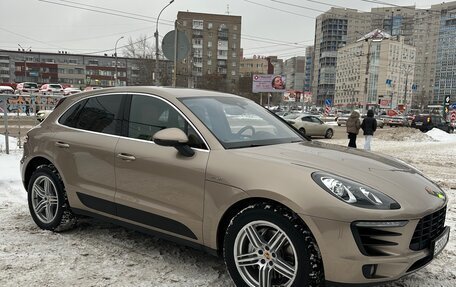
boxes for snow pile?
[426,128,456,142]
[376,127,435,142]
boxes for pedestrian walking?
[346,110,361,148]
[361,109,377,151]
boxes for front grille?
[409,206,447,251]
[351,225,401,256]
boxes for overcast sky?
[0,0,448,59]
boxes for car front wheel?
[27,165,76,232]
[223,203,324,287]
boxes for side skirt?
[71,207,218,257]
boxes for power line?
[37,0,173,25]
[244,0,317,19]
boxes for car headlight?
[312,172,401,210]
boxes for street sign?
[451,111,456,121]
[325,98,332,106]
[162,30,190,61]
[450,103,456,109]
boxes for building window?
[193,20,204,30]
[208,22,212,29]
[208,59,212,65]
[208,41,212,48]
[231,71,236,76]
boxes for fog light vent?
[351,221,406,256]
[362,264,377,279]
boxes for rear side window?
[59,95,123,135]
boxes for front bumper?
[300,207,449,285]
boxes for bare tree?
[123,35,155,85]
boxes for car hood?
[228,141,446,217]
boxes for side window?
[62,95,123,135]
[58,99,87,127]
[128,95,207,149]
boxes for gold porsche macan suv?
[21,87,449,286]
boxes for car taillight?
[48,89,52,92]
[55,97,66,108]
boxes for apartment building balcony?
[192,30,203,38]
[217,60,227,68]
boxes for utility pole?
[154,0,174,86]
[18,44,31,82]
[114,36,124,87]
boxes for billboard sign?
[252,74,286,93]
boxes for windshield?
[180,96,303,149]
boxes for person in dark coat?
[360,109,377,151]
[346,110,361,148]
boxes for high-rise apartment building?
[312,8,372,106]
[314,3,456,109]
[175,12,241,93]
[431,2,456,106]
[335,31,416,112]
[304,46,313,93]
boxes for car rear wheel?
[223,203,324,287]
[324,129,333,139]
[27,165,76,232]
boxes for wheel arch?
[23,156,54,191]
[215,197,316,257]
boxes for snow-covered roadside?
[0,130,455,287]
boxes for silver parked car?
[284,113,334,138]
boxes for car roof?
[68,86,241,100]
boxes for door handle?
[55,141,70,148]
[116,153,136,161]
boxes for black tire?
[299,128,306,136]
[223,203,324,287]
[27,164,76,232]
[324,129,333,139]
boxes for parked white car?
[40,83,63,95]
[63,87,81,96]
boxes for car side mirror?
[153,128,195,157]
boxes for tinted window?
[60,95,123,135]
[58,99,86,127]
[128,95,206,149]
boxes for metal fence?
[1,93,63,154]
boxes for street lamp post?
[18,44,31,82]
[114,36,124,87]
[154,0,174,86]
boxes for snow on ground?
[1,130,455,287]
